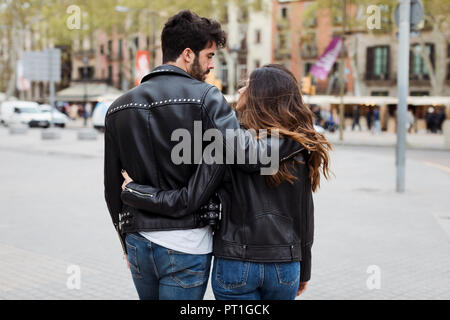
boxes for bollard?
[443,120,450,149]
[77,128,98,141]
[41,128,62,140]
[9,124,29,135]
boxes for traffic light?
[301,75,311,95]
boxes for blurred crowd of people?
[425,107,446,134]
[310,104,447,135]
[59,102,92,122]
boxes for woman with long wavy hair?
[121,64,332,300]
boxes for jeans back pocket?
[275,262,300,286]
[214,258,250,290]
[125,235,142,279]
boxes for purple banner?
[309,37,343,81]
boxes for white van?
[0,101,50,128]
[92,100,114,131]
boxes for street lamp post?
[396,0,411,193]
[82,55,88,127]
[229,45,241,96]
[338,0,347,141]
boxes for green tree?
[0,0,253,96]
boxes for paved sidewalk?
[0,126,449,299]
[0,125,103,159]
[326,129,449,151]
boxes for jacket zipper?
[124,186,154,198]
[281,147,305,162]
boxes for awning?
[302,95,450,106]
[407,96,450,106]
[55,83,124,102]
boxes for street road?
[0,129,449,299]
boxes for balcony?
[300,44,318,59]
[73,49,96,59]
[277,18,290,31]
[106,52,114,62]
[364,73,395,86]
[303,17,317,29]
[274,48,291,60]
[409,73,431,86]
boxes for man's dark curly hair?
[161,10,227,63]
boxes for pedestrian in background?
[69,103,78,120]
[372,107,381,135]
[352,106,361,131]
[437,108,446,134]
[311,105,322,127]
[425,107,434,133]
[366,107,373,131]
[407,109,415,133]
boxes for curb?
[330,141,450,152]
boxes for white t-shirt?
[140,226,213,254]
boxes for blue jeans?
[212,258,300,300]
[125,232,212,300]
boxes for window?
[134,37,139,50]
[100,45,104,55]
[410,91,429,96]
[410,43,434,80]
[255,30,261,44]
[332,2,343,25]
[108,65,113,85]
[277,33,288,50]
[332,62,340,74]
[366,46,390,80]
[374,47,388,76]
[304,62,313,76]
[255,60,261,69]
[78,67,95,80]
[447,63,450,80]
[281,7,288,19]
[220,62,228,85]
[119,39,123,59]
[238,6,248,22]
[107,40,113,56]
[371,91,389,96]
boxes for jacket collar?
[140,64,195,84]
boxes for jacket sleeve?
[300,176,314,282]
[104,118,127,255]
[121,160,225,218]
[201,85,304,173]
[300,243,312,282]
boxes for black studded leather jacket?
[104,64,302,255]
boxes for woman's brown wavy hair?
[236,64,332,192]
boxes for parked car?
[39,104,69,128]
[92,100,114,131]
[0,101,50,128]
